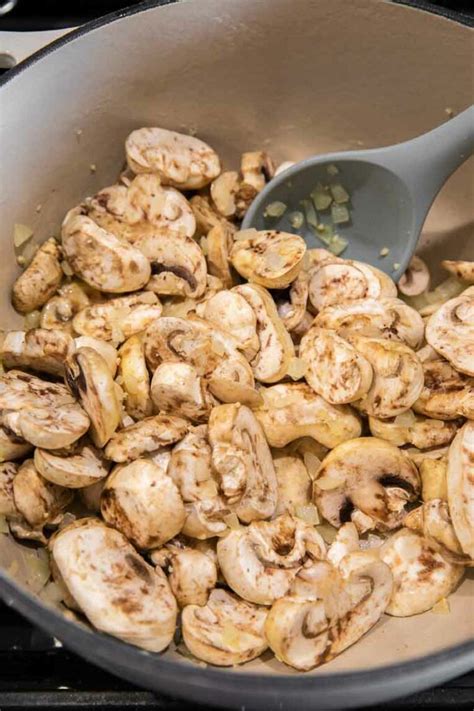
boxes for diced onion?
[327,164,339,177]
[431,598,450,615]
[331,203,350,225]
[61,260,74,276]
[327,234,348,256]
[200,236,208,255]
[330,183,350,204]
[311,184,332,211]
[303,452,322,480]
[199,479,219,498]
[0,515,9,534]
[224,513,241,530]
[295,504,320,525]
[316,522,338,544]
[289,211,304,229]
[315,472,345,490]
[394,410,416,427]
[24,310,41,330]
[13,224,34,248]
[39,582,64,606]
[301,199,319,227]
[263,201,287,218]
[287,357,308,380]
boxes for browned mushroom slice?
[151,362,217,423]
[40,281,92,332]
[117,335,153,420]
[0,462,18,516]
[104,415,188,463]
[413,359,474,420]
[153,543,218,608]
[210,171,240,217]
[447,421,474,560]
[231,230,306,289]
[314,438,420,532]
[273,452,313,517]
[206,223,235,288]
[442,260,474,283]
[126,127,221,189]
[189,195,236,238]
[12,459,72,529]
[35,442,110,488]
[12,238,63,314]
[0,328,74,376]
[197,290,260,361]
[51,518,178,651]
[240,151,275,192]
[404,500,471,566]
[425,286,474,376]
[275,270,310,332]
[368,410,459,449]
[398,256,430,296]
[0,426,33,463]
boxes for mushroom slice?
[0,462,18,515]
[0,328,74,376]
[157,546,218,608]
[34,442,110,488]
[314,297,424,350]
[126,127,220,189]
[275,270,310,333]
[308,259,396,312]
[73,292,162,345]
[65,347,121,448]
[210,171,240,217]
[74,337,118,377]
[218,514,326,605]
[442,260,474,283]
[405,500,471,566]
[300,327,373,405]
[116,335,152,420]
[314,438,420,532]
[425,286,474,376]
[61,210,151,293]
[413,359,474,420]
[197,290,260,361]
[379,528,464,616]
[12,459,72,528]
[208,403,277,523]
[326,522,360,568]
[85,174,195,242]
[418,457,448,503]
[101,458,185,549]
[368,411,459,449]
[0,426,32,463]
[80,478,106,513]
[348,335,424,418]
[254,383,362,449]
[447,421,474,560]
[231,230,306,289]
[398,256,430,296]
[182,589,268,666]
[40,281,92,332]
[104,414,188,463]
[240,151,275,192]
[189,195,236,238]
[273,452,312,517]
[151,362,217,423]
[232,283,295,383]
[206,223,235,288]
[51,518,177,651]
[0,370,89,449]
[12,238,63,314]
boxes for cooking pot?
[0,1,472,708]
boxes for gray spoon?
[242,106,474,280]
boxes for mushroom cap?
[426,286,474,376]
[12,238,63,314]
[447,421,474,560]
[198,290,260,361]
[442,260,474,284]
[314,437,420,531]
[51,518,178,651]
[379,528,464,616]
[0,328,75,376]
[40,281,91,332]
[126,127,221,189]
[300,327,373,405]
[101,458,185,549]
[104,414,189,463]
[182,588,268,666]
[348,335,424,418]
[35,442,110,488]
[231,230,307,289]
[61,210,151,293]
[254,382,362,449]
[12,459,72,528]
[208,403,277,523]
[166,548,218,608]
[413,359,474,420]
[398,256,430,296]
[65,347,121,448]
[73,292,162,345]
[0,461,18,516]
[0,425,32,463]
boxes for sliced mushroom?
[217,514,326,604]
[368,410,459,449]
[326,522,360,568]
[347,335,424,419]
[442,260,474,283]
[419,457,448,503]
[314,438,420,532]
[40,281,93,332]
[0,462,18,515]
[275,270,310,333]
[151,362,217,423]
[308,259,396,312]
[101,458,185,549]
[0,328,74,376]
[208,403,277,523]
[73,292,162,345]
[0,426,33,463]
[254,383,362,449]
[61,210,151,293]
[117,335,152,420]
[159,546,217,607]
[51,518,177,651]
[231,230,306,289]
[205,223,235,288]
[12,238,63,314]
[74,337,118,376]
[447,421,474,560]
[65,347,121,447]
[273,452,312,517]
[232,283,295,383]
[197,290,260,361]
[34,442,110,488]
[404,500,471,566]
[210,171,240,217]
[85,174,195,242]
[80,478,107,513]
[12,459,72,528]
[182,588,268,666]
[425,286,474,376]
[126,127,221,190]
[413,359,474,420]
[314,297,424,350]
[240,151,274,192]
[398,256,430,296]
[0,370,89,449]
[379,528,464,616]
[300,327,373,405]
[104,414,188,463]
[189,195,236,238]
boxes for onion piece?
[13,224,34,248]
[310,184,332,211]
[330,183,350,204]
[263,201,287,218]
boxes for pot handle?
[0,28,74,69]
